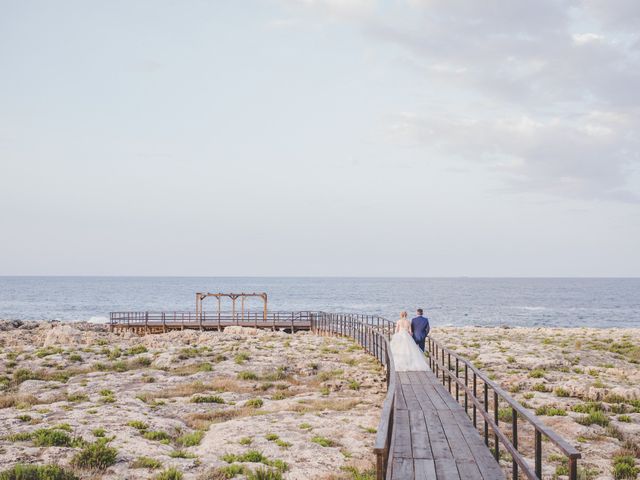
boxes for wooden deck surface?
[391,371,505,480]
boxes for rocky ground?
[434,327,640,480]
[0,321,385,479]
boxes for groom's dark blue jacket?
[411,315,430,342]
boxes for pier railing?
[310,312,396,480]
[427,336,581,480]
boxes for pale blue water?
[0,277,638,327]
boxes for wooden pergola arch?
[195,292,268,321]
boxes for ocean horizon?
[1,276,638,328]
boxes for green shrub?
[239,437,253,445]
[234,353,251,365]
[17,415,32,423]
[532,383,549,392]
[92,428,106,438]
[246,468,283,480]
[245,398,263,408]
[265,433,279,441]
[127,345,148,355]
[143,431,171,442]
[210,464,246,478]
[68,354,82,362]
[13,369,34,385]
[66,392,88,403]
[131,456,162,469]
[176,431,204,447]
[71,440,118,470]
[348,380,360,391]
[32,428,73,447]
[237,371,258,381]
[154,468,183,480]
[0,464,79,480]
[571,402,603,414]
[311,436,336,447]
[618,415,632,423]
[127,420,148,431]
[199,363,213,372]
[498,407,513,422]
[534,406,566,417]
[612,454,638,479]
[577,411,609,427]
[191,395,224,404]
[529,369,545,379]
[169,450,196,459]
[554,387,570,397]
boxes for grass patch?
[32,428,73,447]
[234,353,251,365]
[191,395,225,404]
[155,468,183,480]
[245,398,263,408]
[176,431,204,447]
[577,410,609,427]
[127,420,149,430]
[71,440,118,470]
[554,387,570,397]
[311,435,336,447]
[529,369,545,379]
[534,406,567,417]
[0,464,79,480]
[143,430,172,442]
[612,454,638,479]
[131,456,162,469]
[237,371,259,381]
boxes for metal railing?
[427,336,581,480]
[309,312,396,480]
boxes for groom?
[411,308,430,352]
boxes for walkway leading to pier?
[392,370,504,480]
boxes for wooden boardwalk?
[391,371,505,480]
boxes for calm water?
[0,277,638,328]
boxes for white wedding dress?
[390,318,429,371]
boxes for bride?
[390,311,429,371]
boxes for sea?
[0,277,638,328]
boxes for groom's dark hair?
[417,308,423,315]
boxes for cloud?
[286,0,640,202]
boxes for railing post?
[464,364,469,414]
[512,408,518,480]
[535,430,542,478]
[569,457,577,480]
[494,390,499,462]
[447,353,452,393]
[473,372,477,428]
[455,358,459,401]
[484,382,489,446]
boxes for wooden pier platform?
[392,371,504,480]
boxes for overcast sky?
[1,0,639,277]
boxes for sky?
[1,0,639,277]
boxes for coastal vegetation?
[0,321,383,479]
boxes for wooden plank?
[434,458,461,480]
[437,411,475,462]
[455,460,484,480]
[429,375,465,411]
[393,409,413,458]
[395,381,408,410]
[450,408,505,479]
[422,408,452,461]
[409,409,432,459]
[399,372,412,385]
[411,381,436,413]
[414,459,437,479]
[392,457,414,480]
[403,383,422,412]
[415,375,448,411]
